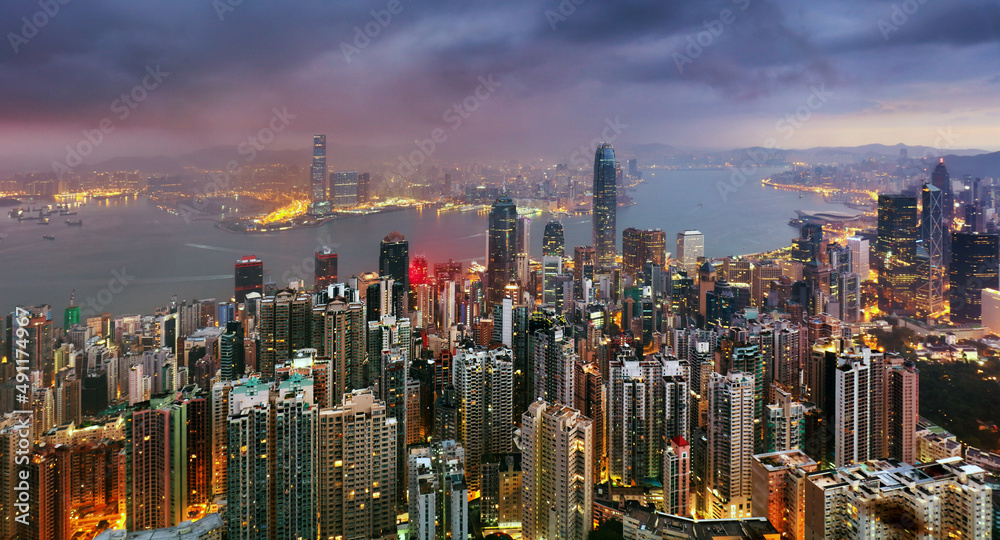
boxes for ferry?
[42,235,55,240]
[65,220,83,226]
[37,218,50,225]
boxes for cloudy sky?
[1,0,998,170]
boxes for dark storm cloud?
[0,0,997,163]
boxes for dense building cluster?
[4,145,1000,540]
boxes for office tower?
[876,194,919,314]
[663,436,691,517]
[530,310,577,406]
[803,458,992,540]
[366,276,405,323]
[749,449,818,540]
[311,134,327,202]
[882,358,918,464]
[950,231,999,323]
[593,142,617,269]
[519,400,594,540]
[623,227,667,278]
[676,230,705,275]
[791,223,823,264]
[573,245,596,299]
[541,256,563,305]
[765,386,805,453]
[837,272,862,323]
[126,406,171,530]
[516,215,531,256]
[931,158,954,225]
[919,183,945,317]
[543,220,565,257]
[846,236,870,279]
[321,299,366,396]
[220,321,244,381]
[834,350,874,467]
[380,230,410,289]
[234,255,264,303]
[487,195,518,307]
[317,390,397,540]
[706,370,755,519]
[332,170,359,207]
[357,172,370,204]
[409,255,428,292]
[409,441,469,540]
[315,248,338,289]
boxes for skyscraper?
[220,321,244,381]
[379,231,409,294]
[516,215,531,256]
[846,236,870,279]
[519,400,594,540]
[234,256,263,303]
[314,248,338,289]
[408,441,469,540]
[876,194,918,314]
[542,220,565,257]
[487,195,518,307]
[931,158,954,224]
[881,357,918,464]
[676,230,704,275]
[706,370,755,519]
[919,183,945,317]
[311,134,327,203]
[593,142,617,269]
[949,231,999,323]
[317,390,397,540]
[332,170,359,207]
[357,172,371,204]
[622,227,667,277]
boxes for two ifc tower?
[487,142,617,306]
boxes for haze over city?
[1,0,999,172]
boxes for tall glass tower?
[542,220,565,257]
[487,195,518,307]
[592,142,617,269]
[311,135,327,203]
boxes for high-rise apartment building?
[663,436,691,517]
[593,143,617,269]
[529,310,577,407]
[804,458,992,540]
[706,370,755,519]
[408,441,468,540]
[749,449,818,540]
[765,386,805,453]
[846,236,870,279]
[519,400,594,540]
[316,390,397,540]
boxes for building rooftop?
[95,514,224,539]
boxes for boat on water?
[65,220,83,226]
[42,235,55,240]
[60,210,78,216]
[37,218,50,225]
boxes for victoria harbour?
[0,166,842,315]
